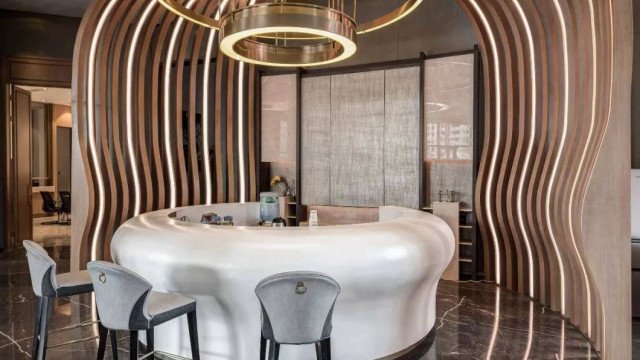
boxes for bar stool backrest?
[23,240,58,297]
[87,261,153,330]
[255,271,341,345]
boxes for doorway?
[11,85,73,249]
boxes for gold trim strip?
[157,0,221,29]
[356,0,422,34]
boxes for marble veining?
[0,242,617,359]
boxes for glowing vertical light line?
[88,0,118,261]
[468,0,502,285]
[202,0,228,205]
[566,0,598,337]
[512,0,536,299]
[238,62,246,204]
[202,29,215,205]
[126,0,156,216]
[547,0,568,315]
[164,0,196,209]
[236,0,256,204]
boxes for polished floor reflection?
[0,243,606,359]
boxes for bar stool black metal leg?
[267,340,280,360]
[110,330,119,360]
[315,342,323,360]
[31,297,43,359]
[97,323,108,360]
[260,333,267,360]
[146,327,154,354]
[129,331,138,360]
[321,338,331,360]
[37,296,53,360]
[187,310,200,360]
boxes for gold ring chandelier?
[157,0,423,67]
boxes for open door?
[8,86,33,248]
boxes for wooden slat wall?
[72,0,259,264]
[456,0,631,357]
[72,0,631,357]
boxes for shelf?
[459,257,473,263]
[460,241,473,246]
[287,216,297,219]
[460,225,473,229]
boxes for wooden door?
[11,87,32,247]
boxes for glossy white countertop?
[111,203,454,360]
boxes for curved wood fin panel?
[73,0,258,263]
[457,0,631,356]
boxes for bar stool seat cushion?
[55,270,93,297]
[147,291,197,327]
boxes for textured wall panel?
[384,66,421,209]
[301,76,332,206]
[330,71,385,207]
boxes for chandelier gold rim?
[156,0,423,34]
[219,3,357,67]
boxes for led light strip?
[164,0,196,209]
[566,0,598,337]
[548,0,568,315]
[88,0,118,261]
[238,64,246,204]
[127,0,156,216]
[523,300,534,359]
[202,0,228,205]
[512,0,536,299]
[468,0,502,285]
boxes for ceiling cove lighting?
[156,0,422,67]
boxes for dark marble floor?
[0,243,606,359]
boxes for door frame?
[1,56,72,251]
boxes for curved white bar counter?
[111,204,454,360]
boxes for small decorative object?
[201,213,218,224]
[260,192,279,221]
[272,217,287,228]
[223,216,234,226]
[179,216,191,223]
[309,210,319,227]
[270,176,290,197]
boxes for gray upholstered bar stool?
[22,240,113,360]
[255,272,341,360]
[87,261,200,360]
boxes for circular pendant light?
[156,0,423,67]
[219,3,357,67]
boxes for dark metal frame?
[256,48,482,238]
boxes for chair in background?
[58,191,71,224]
[22,240,111,360]
[255,272,341,360]
[39,192,62,225]
[87,261,200,360]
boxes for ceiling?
[0,0,91,18]
[18,86,72,106]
